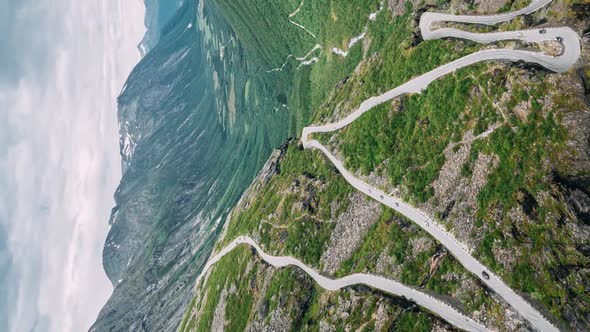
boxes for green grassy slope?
[180,0,590,330]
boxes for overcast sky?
[0,0,146,331]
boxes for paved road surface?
[196,236,489,332]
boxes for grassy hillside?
[180,0,590,330]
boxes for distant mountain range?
[93,0,590,331]
[91,0,304,330]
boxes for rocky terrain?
[184,139,532,331]
[180,0,590,331]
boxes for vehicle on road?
[482,271,490,280]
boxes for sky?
[0,0,146,331]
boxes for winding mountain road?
[196,236,488,331]
[197,1,580,331]
[302,1,579,331]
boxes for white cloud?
[0,0,146,331]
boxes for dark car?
[482,271,490,280]
[539,29,547,34]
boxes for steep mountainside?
[92,0,319,330]
[139,0,184,56]
[182,0,590,331]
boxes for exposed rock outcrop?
[320,192,382,274]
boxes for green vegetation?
[471,78,587,321]
[181,0,590,330]
[322,27,587,330]
[183,140,466,330]
[394,311,433,332]
[190,247,255,331]
[220,143,353,265]
[210,0,384,136]
[337,207,473,297]
[264,269,298,314]
[338,71,475,203]
[313,6,479,122]
[285,215,334,265]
